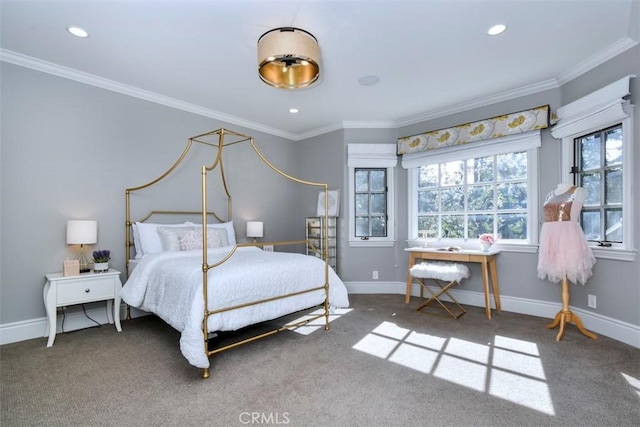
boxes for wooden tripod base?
[547,277,597,341]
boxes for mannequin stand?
[547,276,597,341]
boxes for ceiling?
[1,0,638,140]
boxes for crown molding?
[394,79,559,129]
[0,49,298,141]
[2,35,636,142]
[556,37,639,85]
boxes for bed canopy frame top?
[125,128,334,378]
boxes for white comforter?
[120,247,349,368]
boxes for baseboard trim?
[345,281,640,349]
[2,284,638,349]
[0,303,147,346]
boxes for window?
[355,168,388,238]
[553,75,634,261]
[348,144,397,247]
[405,132,541,251]
[416,152,528,241]
[575,125,623,245]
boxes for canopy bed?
[120,128,349,378]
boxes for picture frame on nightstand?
[63,259,80,277]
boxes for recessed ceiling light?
[487,24,507,36]
[358,75,380,86]
[67,25,89,38]
[289,108,299,114]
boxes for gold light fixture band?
[257,27,320,89]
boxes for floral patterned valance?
[397,105,550,155]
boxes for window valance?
[551,75,634,139]
[347,143,398,168]
[397,105,550,155]
[400,131,541,169]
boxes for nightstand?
[43,269,123,347]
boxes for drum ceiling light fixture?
[257,27,320,90]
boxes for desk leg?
[489,256,501,312]
[405,253,417,304]
[480,258,492,319]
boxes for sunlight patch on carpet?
[621,372,640,398]
[352,321,555,415]
[288,308,353,335]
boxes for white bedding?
[120,246,350,368]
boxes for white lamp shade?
[66,220,98,244]
[246,221,264,238]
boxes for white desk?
[405,247,501,319]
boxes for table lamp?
[67,220,97,273]
[246,221,263,242]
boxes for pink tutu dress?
[537,186,596,285]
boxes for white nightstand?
[43,269,123,347]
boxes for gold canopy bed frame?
[125,128,333,379]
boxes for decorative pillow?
[178,228,224,251]
[190,221,236,246]
[133,222,192,257]
[157,226,194,251]
[207,227,229,247]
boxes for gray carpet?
[2,294,639,426]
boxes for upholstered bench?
[409,262,470,319]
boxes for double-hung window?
[348,144,397,247]
[404,132,541,250]
[552,75,635,261]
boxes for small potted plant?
[92,249,111,272]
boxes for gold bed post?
[322,185,331,331]
[201,164,210,379]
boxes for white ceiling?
[1,0,638,140]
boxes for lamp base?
[77,246,91,274]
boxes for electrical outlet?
[373,270,378,280]
[588,294,597,309]
[262,245,274,252]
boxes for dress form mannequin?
[553,182,584,221]
[538,183,597,341]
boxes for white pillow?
[191,221,236,246]
[131,223,142,259]
[134,222,192,257]
[178,228,224,251]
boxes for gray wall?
[296,45,640,326]
[0,62,301,324]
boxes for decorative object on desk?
[246,221,263,242]
[316,189,340,217]
[437,246,462,252]
[479,233,495,252]
[92,249,110,272]
[418,229,433,247]
[63,259,80,277]
[66,220,97,273]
